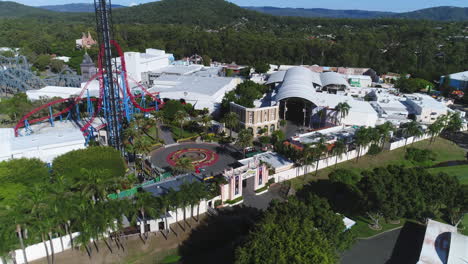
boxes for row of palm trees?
[0,159,211,264]
[295,112,463,176]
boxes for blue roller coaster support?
[24,119,32,135]
[76,103,81,121]
[87,90,94,117]
[120,71,133,122]
[49,106,54,127]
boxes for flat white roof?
[252,152,294,169]
[149,75,239,97]
[27,86,81,100]
[153,65,204,75]
[448,71,468,81]
[0,121,88,163]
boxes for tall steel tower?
[94,0,123,150]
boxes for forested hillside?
[246,6,468,21]
[39,3,126,13]
[245,7,394,19]
[0,0,466,83]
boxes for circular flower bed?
[166,148,219,168]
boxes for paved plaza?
[150,142,241,176]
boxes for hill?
[39,3,125,13]
[111,0,272,27]
[394,6,468,21]
[245,5,468,21]
[245,6,394,19]
[0,1,58,18]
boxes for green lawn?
[462,214,468,236]
[289,137,466,190]
[351,216,406,238]
[428,165,468,185]
[170,126,199,140]
[161,254,182,264]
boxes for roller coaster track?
[14,41,163,138]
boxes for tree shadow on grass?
[296,179,363,216]
[385,221,426,264]
[179,205,262,264]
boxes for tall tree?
[174,110,189,139]
[237,129,254,157]
[332,139,347,168]
[222,112,240,138]
[335,102,351,126]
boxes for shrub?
[367,144,382,155]
[214,199,222,207]
[329,169,362,186]
[405,148,436,163]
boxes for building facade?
[220,159,269,203]
[230,102,279,137]
[80,53,97,82]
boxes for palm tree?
[332,139,347,168]
[237,129,254,157]
[222,112,240,138]
[166,189,183,231]
[151,110,165,140]
[354,127,371,161]
[376,122,395,149]
[133,191,158,240]
[173,157,195,175]
[179,183,192,230]
[427,120,444,144]
[444,112,463,134]
[75,168,117,203]
[402,121,422,147]
[192,182,208,222]
[313,138,327,176]
[174,110,189,139]
[335,102,351,127]
[200,114,212,135]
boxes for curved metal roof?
[320,71,349,88]
[275,67,320,103]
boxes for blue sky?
[16,0,468,12]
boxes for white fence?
[2,199,214,264]
[272,133,433,184]
[1,232,80,264]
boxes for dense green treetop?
[235,196,352,264]
[52,146,126,187]
[0,158,49,207]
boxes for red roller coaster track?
[14,41,163,137]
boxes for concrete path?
[159,125,175,145]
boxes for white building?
[26,83,100,101]
[149,75,242,113]
[404,94,449,124]
[0,122,87,163]
[347,74,373,87]
[54,56,71,63]
[272,67,378,127]
[120,49,174,82]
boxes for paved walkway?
[159,125,175,145]
[341,222,425,264]
[242,178,285,210]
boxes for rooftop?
[142,174,202,197]
[239,152,293,169]
[149,74,239,97]
[0,121,89,163]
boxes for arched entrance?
[280,97,315,127]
